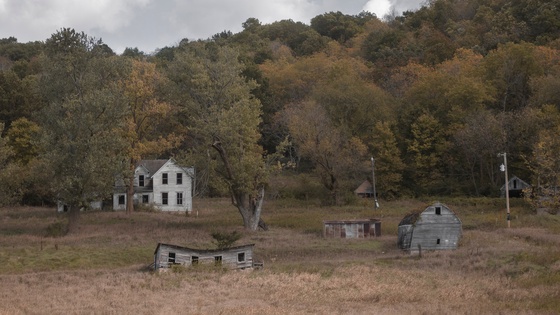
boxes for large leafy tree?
[284,100,367,205]
[0,122,17,205]
[526,123,560,212]
[484,42,543,112]
[310,55,395,139]
[1,118,42,204]
[6,117,40,166]
[453,110,504,195]
[120,59,180,213]
[39,28,127,232]
[310,11,373,43]
[0,69,42,129]
[168,44,268,231]
[369,121,405,199]
[405,112,449,195]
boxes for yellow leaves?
[260,48,371,106]
[6,117,40,165]
[439,48,484,77]
[120,59,179,159]
[121,60,161,109]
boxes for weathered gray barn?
[398,203,462,253]
[323,219,381,238]
[153,243,255,271]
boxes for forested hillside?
[1,0,560,210]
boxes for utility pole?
[371,157,379,209]
[499,152,511,228]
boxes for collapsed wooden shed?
[397,203,462,253]
[323,219,381,238]
[153,243,255,271]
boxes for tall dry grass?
[0,198,559,314]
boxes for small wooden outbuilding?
[397,202,462,253]
[323,219,381,238]
[354,180,374,198]
[500,175,531,198]
[153,243,255,271]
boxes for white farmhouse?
[113,159,194,212]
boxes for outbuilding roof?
[398,212,420,226]
[154,243,255,255]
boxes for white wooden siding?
[154,243,254,271]
[113,159,193,212]
[152,161,193,212]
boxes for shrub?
[211,231,242,249]
[135,203,159,212]
[45,221,68,237]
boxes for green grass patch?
[0,245,153,274]
[531,298,560,313]
[520,214,560,232]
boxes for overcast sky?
[0,0,425,54]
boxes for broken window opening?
[215,256,223,265]
[435,206,441,215]
[238,252,245,262]
[168,252,176,264]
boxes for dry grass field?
[1,197,559,314]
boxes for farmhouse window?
[238,252,245,262]
[435,206,441,215]
[177,173,182,185]
[139,175,144,187]
[177,192,183,205]
[214,256,222,265]
[118,195,125,205]
[142,195,149,203]
[162,192,168,205]
[162,173,168,185]
[192,256,199,265]
[168,252,176,263]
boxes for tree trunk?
[234,186,266,231]
[67,204,80,234]
[211,139,267,231]
[329,174,339,206]
[126,160,135,214]
[126,175,135,214]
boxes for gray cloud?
[0,0,424,54]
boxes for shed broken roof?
[154,243,255,254]
[398,212,420,226]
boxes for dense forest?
[1,0,560,219]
